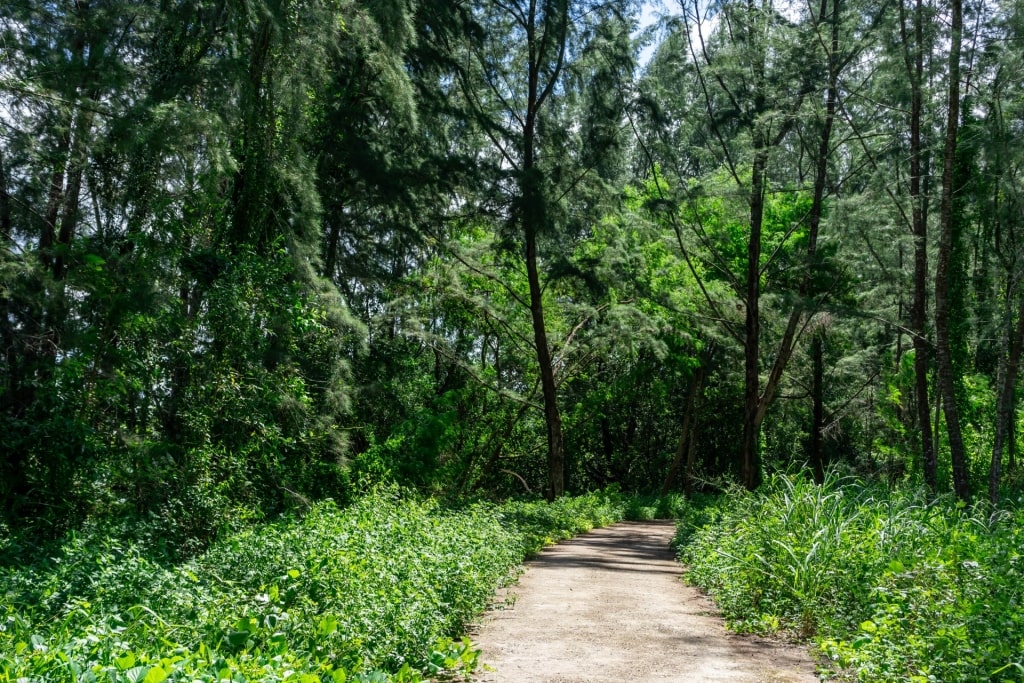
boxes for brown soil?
[470,520,819,683]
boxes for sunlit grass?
[676,472,1024,681]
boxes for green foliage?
[623,492,689,521]
[495,489,629,554]
[0,489,642,682]
[676,473,1024,681]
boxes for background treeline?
[3,0,1024,545]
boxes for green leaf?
[143,665,169,683]
[234,616,259,633]
[226,630,251,648]
[126,666,149,683]
[318,615,339,636]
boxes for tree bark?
[810,329,826,484]
[990,289,1024,503]
[519,0,569,500]
[934,0,970,502]
[53,107,96,280]
[0,147,10,242]
[662,359,707,496]
[754,0,840,431]
[741,145,768,491]
[902,0,938,492]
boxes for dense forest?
[4,0,1023,533]
[2,0,1024,679]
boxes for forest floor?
[470,520,820,683]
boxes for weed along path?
[471,520,818,683]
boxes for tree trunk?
[324,219,342,280]
[40,140,70,269]
[903,0,938,492]
[0,147,10,242]
[526,225,565,499]
[754,0,840,431]
[522,111,565,498]
[810,329,826,484]
[935,0,969,502]
[990,289,1024,503]
[662,360,707,496]
[53,107,96,280]
[519,0,569,500]
[231,17,275,250]
[741,146,768,491]
[684,415,701,498]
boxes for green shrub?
[0,486,645,683]
[495,489,627,555]
[0,490,522,682]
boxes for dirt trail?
[471,521,819,683]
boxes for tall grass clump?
[676,472,1024,681]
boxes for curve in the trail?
[471,520,818,683]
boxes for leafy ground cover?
[0,489,631,683]
[675,473,1024,682]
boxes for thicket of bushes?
[9,473,1022,683]
[675,473,1024,682]
[0,489,628,683]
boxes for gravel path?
[471,520,819,683]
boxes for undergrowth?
[0,488,631,683]
[675,472,1024,682]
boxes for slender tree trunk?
[1010,405,1018,472]
[522,114,565,498]
[40,139,70,269]
[990,289,1024,503]
[0,147,18,513]
[935,0,969,502]
[754,0,840,430]
[684,415,701,498]
[810,329,826,484]
[324,219,341,280]
[519,0,569,500]
[741,145,768,491]
[53,107,96,280]
[0,148,10,242]
[662,360,707,495]
[903,0,938,492]
[809,1,838,490]
[526,226,565,499]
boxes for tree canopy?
[4,0,1024,542]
